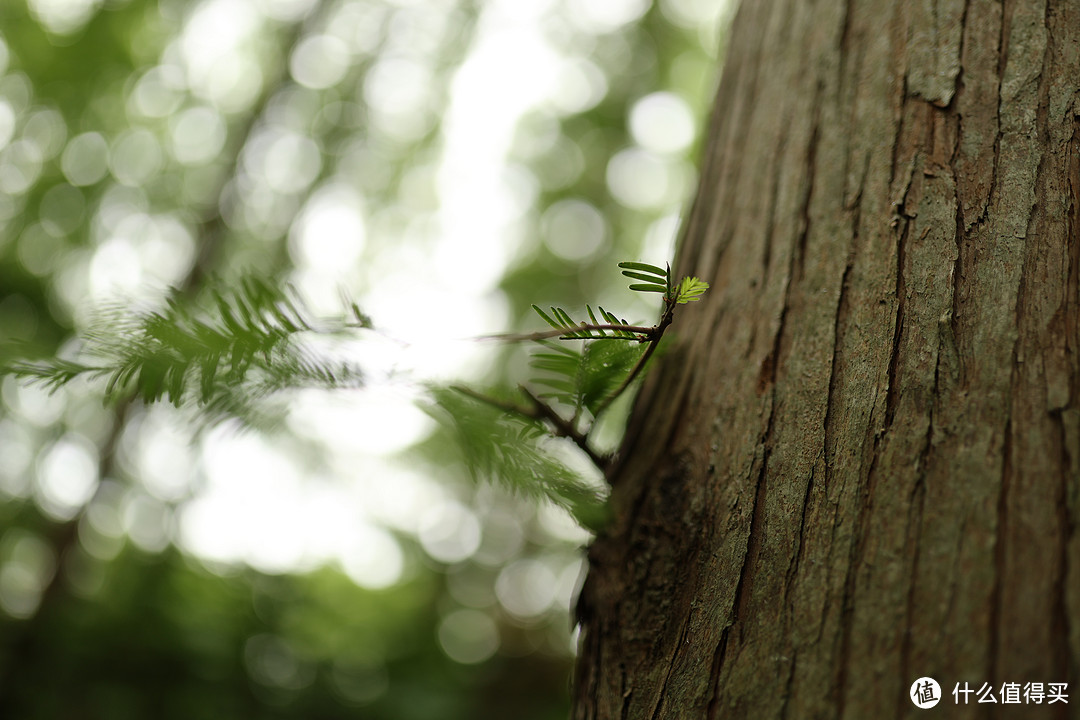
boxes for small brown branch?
[479,323,657,343]
[451,385,610,471]
[519,386,610,471]
[591,300,675,419]
[452,384,535,418]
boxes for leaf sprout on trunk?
[429,261,708,530]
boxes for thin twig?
[451,267,699,478]
[452,384,535,417]
[451,385,610,471]
[519,386,610,470]
[591,301,675,419]
[479,323,657,343]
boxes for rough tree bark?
[573,0,1080,717]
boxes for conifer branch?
[437,259,709,511]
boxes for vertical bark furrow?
[808,250,854,640]
[989,414,1012,687]
[648,609,695,720]
[709,455,765,713]
[704,595,731,720]
[955,0,1002,230]
[833,468,870,720]
[896,470,927,714]
[759,124,791,301]
[1052,417,1072,684]
[990,0,1070,690]
[883,220,912,431]
[906,0,965,106]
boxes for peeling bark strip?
[572,0,1080,717]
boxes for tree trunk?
[573,0,1080,717]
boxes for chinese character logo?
[911,677,942,709]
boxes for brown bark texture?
[573,0,1080,717]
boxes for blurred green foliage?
[0,0,726,716]
[0,505,571,719]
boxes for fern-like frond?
[428,258,709,532]
[426,386,608,531]
[3,279,368,425]
[529,342,582,407]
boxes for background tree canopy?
[0,0,727,716]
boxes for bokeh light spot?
[129,409,196,502]
[472,509,526,567]
[290,34,352,90]
[111,128,164,185]
[263,131,321,194]
[629,91,695,154]
[419,501,482,564]
[0,100,16,151]
[0,530,55,619]
[22,107,67,160]
[566,0,651,33]
[660,0,730,29]
[27,0,101,35]
[541,198,608,261]
[0,418,34,498]
[4,377,65,427]
[363,57,433,139]
[88,235,143,298]
[180,0,260,106]
[61,132,109,186]
[263,0,318,22]
[1,139,44,194]
[122,491,173,552]
[606,147,676,210]
[548,57,607,115]
[339,524,403,590]
[437,609,499,664]
[205,55,264,113]
[170,106,227,166]
[131,65,186,118]
[36,433,99,520]
[290,183,366,274]
[288,388,433,457]
[495,559,558,620]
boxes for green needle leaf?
[532,304,561,329]
[621,270,667,283]
[628,283,668,294]
[618,261,667,277]
[586,305,606,335]
[553,307,576,328]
